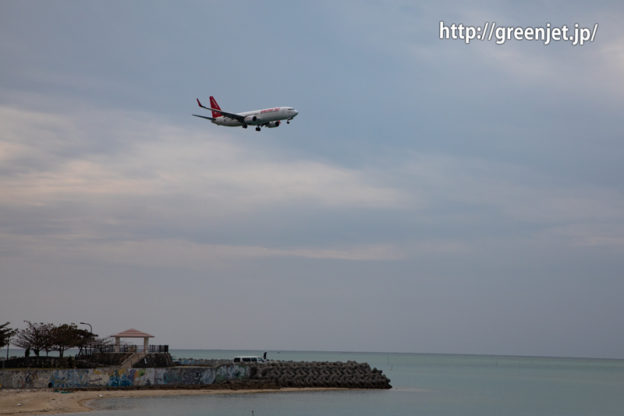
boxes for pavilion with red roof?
[111,328,154,353]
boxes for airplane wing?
[196,98,246,123]
[192,114,214,121]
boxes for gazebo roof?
[110,328,154,338]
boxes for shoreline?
[0,387,347,416]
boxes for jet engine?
[266,121,281,128]
[244,115,258,124]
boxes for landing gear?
[287,120,290,124]
[255,126,261,131]
[242,124,248,129]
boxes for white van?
[233,356,265,363]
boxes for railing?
[149,345,169,353]
[77,344,116,356]
[77,344,169,356]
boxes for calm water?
[71,350,624,416]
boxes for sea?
[67,350,623,416]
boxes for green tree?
[74,327,97,354]
[0,322,17,349]
[50,323,95,357]
[14,321,54,357]
[50,324,75,358]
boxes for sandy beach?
[0,387,343,416]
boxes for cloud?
[0,104,408,262]
[3,102,623,268]
[0,105,405,208]
[400,153,624,250]
[541,223,624,250]
[1,234,405,266]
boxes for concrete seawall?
[0,365,249,389]
[0,361,390,390]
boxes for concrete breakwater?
[0,361,390,390]
[251,361,391,389]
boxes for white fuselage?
[213,107,298,127]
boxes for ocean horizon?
[6,347,623,361]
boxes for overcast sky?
[1,0,624,359]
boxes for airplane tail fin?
[209,96,222,118]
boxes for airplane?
[193,96,298,131]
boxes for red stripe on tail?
[209,96,222,118]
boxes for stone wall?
[132,353,175,368]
